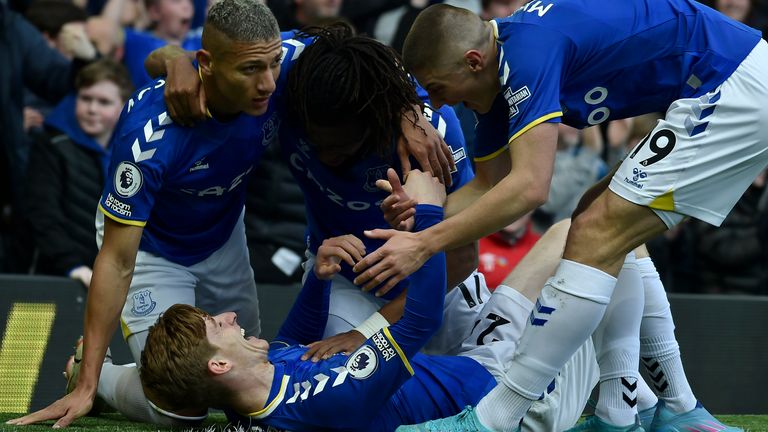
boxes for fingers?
[375,179,393,193]
[301,332,366,362]
[361,267,396,294]
[397,138,412,174]
[425,146,445,188]
[437,137,454,187]
[387,168,405,195]
[7,404,63,426]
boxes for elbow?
[523,182,550,210]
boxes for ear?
[197,49,213,77]
[207,357,232,376]
[464,49,486,72]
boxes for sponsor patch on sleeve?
[114,161,143,198]
[345,345,378,380]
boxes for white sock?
[476,260,616,431]
[594,255,643,426]
[636,376,659,412]
[637,257,697,414]
[99,364,188,426]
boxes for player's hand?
[314,235,367,280]
[376,168,416,231]
[397,107,455,187]
[301,330,366,362]
[354,229,431,296]
[6,386,94,428]
[163,54,207,127]
[400,169,446,207]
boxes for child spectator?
[25,59,133,287]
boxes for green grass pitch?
[1,413,768,431]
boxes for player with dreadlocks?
[287,23,424,166]
[279,22,480,357]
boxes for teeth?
[240,328,245,338]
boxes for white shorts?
[459,285,599,432]
[610,39,768,228]
[119,211,260,363]
[303,252,490,355]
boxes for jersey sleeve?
[474,24,568,162]
[272,271,331,347]
[98,91,176,227]
[433,104,474,192]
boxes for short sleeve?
[474,24,568,161]
[98,112,176,226]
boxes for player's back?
[495,0,761,127]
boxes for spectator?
[689,170,768,295]
[716,0,768,33]
[25,59,133,287]
[479,0,523,20]
[478,211,540,290]
[535,125,607,230]
[0,1,96,272]
[269,0,342,29]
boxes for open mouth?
[240,328,246,338]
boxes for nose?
[256,69,277,95]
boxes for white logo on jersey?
[282,39,306,63]
[285,366,348,404]
[371,332,397,362]
[261,112,280,147]
[104,193,132,217]
[189,158,209,172]
[504,86,531,119]
[132,112,172,163]
[363,165,389,193]
[520,0,554,17]
[346,345,378,380]
[450,145,466,174]
[114,162,143,198]
[127,79,166,113]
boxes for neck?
[94,132,111,149]
[227,362,276,416]
[154,29,183,46]
[202,79,239,121]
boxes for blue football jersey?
[123,28,203,88]
[247,340,494,432]
[99,32,309,266]
[233,208,496,432]
[280,85,474,298]
[474,0,761,160]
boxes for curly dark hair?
[287,23,424,162]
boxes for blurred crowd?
[1,0,766,295]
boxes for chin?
[243,106,268,117]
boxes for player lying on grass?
[138,169,612,432]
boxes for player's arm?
[8,217,143,428]
[143,45,205,126]
[355,122,558,294]
[273,235,367,347]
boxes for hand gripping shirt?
[98,31,309,266]
[280,85,474,299]
[475,0,762,161]
[228,207,496,432]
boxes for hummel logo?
[632,168,647,182]
[190,159,209,172]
